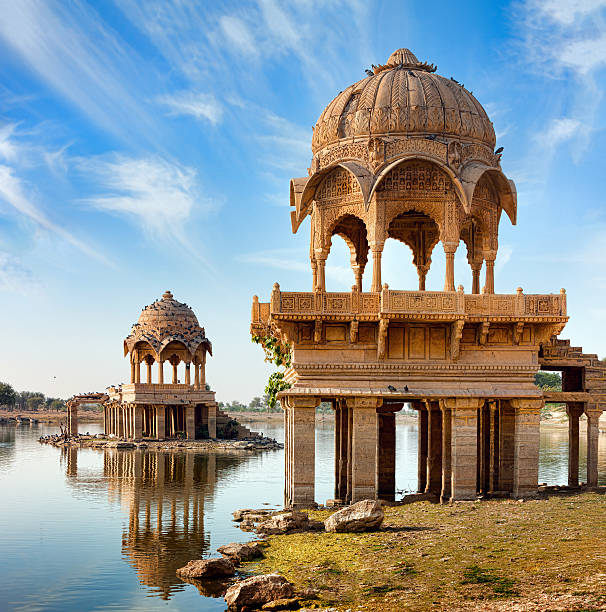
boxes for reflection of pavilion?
[99,449,247,599]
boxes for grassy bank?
[0,409,103,423]
[251,493,606,611]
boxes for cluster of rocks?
[175,500,383,610]
[234,499,384,535]
[1,415,38,424]
[38,433,283,451]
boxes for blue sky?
[0,0,605,402]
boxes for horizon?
[1,0,605,403]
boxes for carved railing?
[254,286,567,320]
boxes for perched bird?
[365,69,374,76]
[388,385,397,392]
[404,385,409,392]
[495,146,504,154]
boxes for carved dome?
[311,48,496,155]
[124,291,212,357]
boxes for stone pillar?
[314,249,327,292]
[172,363,178,384]
[68,404,78,436]
[185,363,191,386]
[146,361,152,384]
[336,400,350,501]
[284,397,318,508]
[158,361,164,384]
[417,265,429,291]
[156,405,165,440]
[488,402,500,493]
[448,398,482,501]
[440,401,452,503]
[346,404,353,503]
[352,264,363,293]
[511,399,542,498]
[443,242,457,292]
[471,263,482,295]
[484,252,496,294]
[416,400,428,493]
[377,408,397,501]
[134,359,141,384]
[586,404,602,487]
[370,243,383,292]
[478,402,490,494]
[130,359,136,384]
[207,403,217,439]
[134,405,143,439]
[566,403,584,487]
[185,405,195,440]
[425,402,442,494]
[194,363,200,389]
[334,400,342,500]
[350,397,381,502]
[200,361,206,388]
[498,401,515,493]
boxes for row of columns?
[283,395,552,508]
[130,359,206,388]
[312,242,496,294]
[104,403,217,440]
[566,402,602,487]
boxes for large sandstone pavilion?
[251,48,606,507]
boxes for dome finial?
[162,290,173,300]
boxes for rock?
[115,442,136,449]
[176,557,235,579]
[232,508,271,522]
[224,574,294,610]
[261,597,301,610]
[257,511,314,535]
[324,499,384,533]
[217,541,264,564]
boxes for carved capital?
[451,319,465,360]
[348,396,383,410]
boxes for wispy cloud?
[80,154,215,267]
[535,117,581,147]
[219,15,258,56]
[0,251,38,294]
[158,91,223,124]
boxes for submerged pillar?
[156,405,165,439]
[68,404,78,436]
[511,399,542,498]
[134,405,143,439]
[448,398,482,501]
[350,397,381,502]
[284,396,318,508]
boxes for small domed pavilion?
[105,291,218,440]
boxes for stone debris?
[256,511,323,535]
[224,574,294,610]
[217,541,264,564]
[176,557,235,579]
[324,499,384,533]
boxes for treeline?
[219,398,340,414]
[0,382,66,412]
[534,372,562,391]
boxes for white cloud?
[0,251,38,293]
[538,0,606,24]
[158,91,223,124]
[219,15,258,56]
[81,155,214,266]
[0,164,110,265]
[559,33,606,74]
[536,117,581,147]
[0,124,18,161]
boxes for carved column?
[425,401,442,495]
[156,405,165,439]
[185,363,191,386]
[335,399,350,501]
[484,251,496,294]
[146,360,153,384]
[510,399,542,498]
[194,361,200,389]
[443,242,457,292]
[68,404,78,436]
[417,265,429,291]
[207,402,217,439]
[440,401,452,503]
[586,404,602,487]
[158,361,164,384]
[134,358,141,384]
[350,397,381,502]
[284,396,318,508]
[370,242,384,293]
[471,262,482,295]
[488,402,500,493]
[352,264,363,292]
[478,402,490,495]
[314,249,328,292]
[185,405,195,440]
[377,405,399,501]
[134,405,143,439]
[172,362,178,384]
[448,398,482,500]
[415,400,428,493]
[566,402,584,487]
[130,358,136,384]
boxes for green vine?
[252,333,292,410]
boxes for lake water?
[1,419,605,611]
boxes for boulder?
[176,557,235,579]
[256,511,316,535]
[224,574,294,610]
[217,541,264,564]
[324,499,384,533]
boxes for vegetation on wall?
[251,333,292,410]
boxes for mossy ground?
[247,493,606,611]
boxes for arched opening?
[386,211,440,290]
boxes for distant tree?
[49,399,66,412]
[16,391,43,411]
[534,372,562,390]
[26,395,45,411]
[0,382,17,410]
[249,396,267,411]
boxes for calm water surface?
[1,419,605,611]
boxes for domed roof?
[311,48,495,154]
[124,291,212,357]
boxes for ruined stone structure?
[251,48,604,507]
[66,392,108,435]
[105,291,219,440]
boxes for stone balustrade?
[252,287,567,323]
